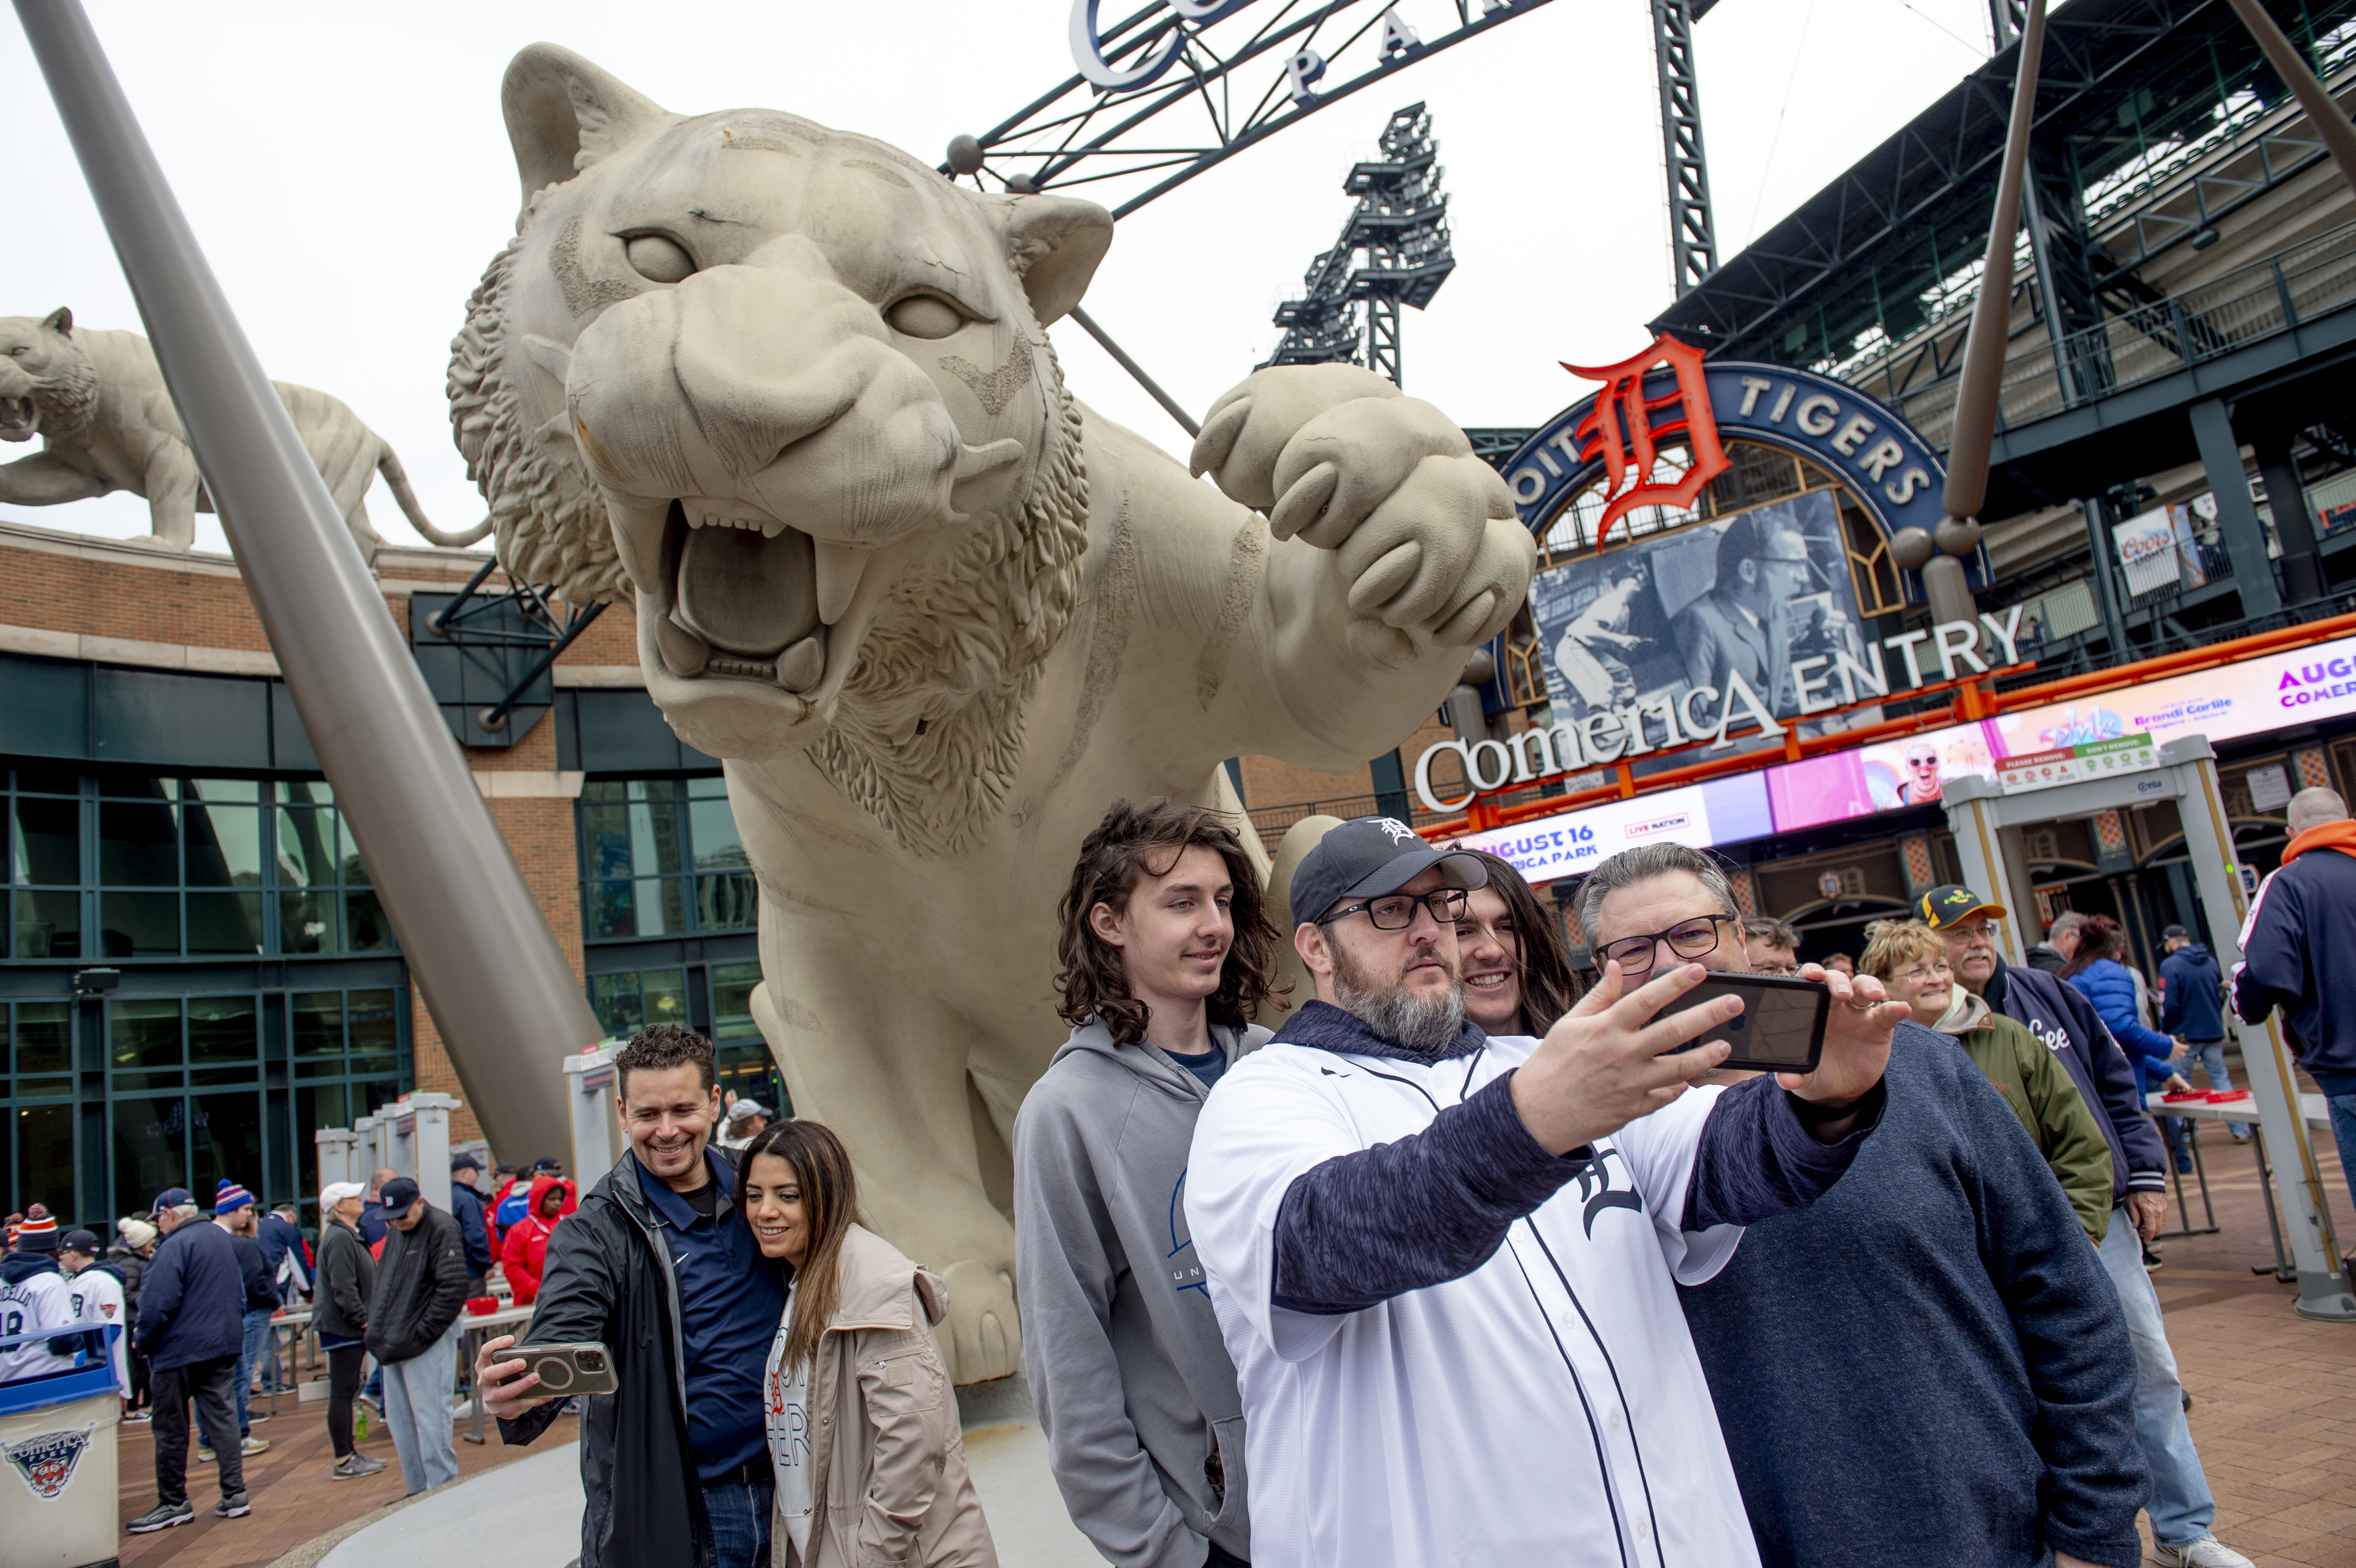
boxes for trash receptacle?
[0,1325,121,1568]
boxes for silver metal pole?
[1068,304,1202,439]
[16,0,594,1160]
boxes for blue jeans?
[381,1322,461,1495]
[2329,1090,2356,1222]
[703,1470,774,1568]
[235,1306,273,1437]
[2099,1207,2213,1546]
[2184,1039,2247,1137]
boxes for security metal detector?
[1944,735,2356,1323]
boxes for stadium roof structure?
[1652,0,2356,375]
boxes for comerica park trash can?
[0,1324,121,1568]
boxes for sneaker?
[214,1490,251,1519]
[240,1436,271,1456]
[127,1500,196,1533]
[2142,1244,2165,1271]
[197,1444,216,1463]
[122,1408,152,1424]
[331,1452,388,1480]
[2152,1536,2255,1568]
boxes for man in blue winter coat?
[2160,926,2244,1140]
[127,1187,251,1534]
[1927,887,2251,1568]
[2232,786,2356,1227]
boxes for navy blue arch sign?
[1496,359,1985,592]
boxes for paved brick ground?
[2138,1113,2356,1568]
[111,1386,571,1568]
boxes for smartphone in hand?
[1666,972,1830,1074]
[520,1341,620,1397]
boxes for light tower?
[1262,102,1455,387]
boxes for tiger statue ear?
[41,307,71,338]
[500,44,676,217]
[993,194,1113,328]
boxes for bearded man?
[1184,825,1904,1568]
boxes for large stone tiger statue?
[0,307,489,555]
[452,43,1535,1380]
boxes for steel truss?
[940,0,1553,218]
[1262,101,1455,385]
[414,557,606,744]
[1652,0,1719,294]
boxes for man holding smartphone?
[1185,825,1904,1568]
[474,1024,784,1568]
[1663,875,2146,1568]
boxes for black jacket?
[136,1218,246,1373]
[230,1234,276,1314]
[499,1149,731,1568]
[105,1245,146,1315]
[366,1204,469,1363]
[314,1220,373,1342]
[450,1181,494,1279]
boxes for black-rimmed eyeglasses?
[1594,914,1737,974]
[1321,888,1470,931]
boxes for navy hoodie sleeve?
[1270,1076,1587,1314]
[2234,868,2310,1029]
[1680,1073,1884,1231]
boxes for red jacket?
[498,1176,577,1306]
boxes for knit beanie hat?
[13,1204,59,1251]
[117,1217,158,1251]
[214,1180,256,1215]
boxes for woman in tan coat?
[739,1120,997,1568]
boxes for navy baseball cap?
[450,1152,485,1173]
[147,1187,193,1220]
[1287,816,1487,928]
[60,1229,102,1255]
[378,1176,422,1213]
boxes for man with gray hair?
[2234,784,2356,1227]
[1186,825,1902,1566]
[2027,909,2087,974]
[1645,861,2150,1568]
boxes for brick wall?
[0,525,645,1156]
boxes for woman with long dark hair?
[1451,849,1582,1036]
[738,1120,996,1567]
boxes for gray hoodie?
[1013,1017,1270,1568]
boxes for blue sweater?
[1678,1025,2148,1568]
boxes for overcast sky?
[0,0,1999,555]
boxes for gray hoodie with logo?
[1013,1017,1271,1568]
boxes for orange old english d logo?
[1563,333,1731,547]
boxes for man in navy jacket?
[2233,786,2356,1223]
[2160,927,2244,1140]
[1928,886,2250,1568]
[128,1188,251,1534]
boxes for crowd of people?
[7,782,2350,1567]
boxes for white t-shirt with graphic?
[764,1285,814,1558]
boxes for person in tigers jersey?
[59,1229,131,1400]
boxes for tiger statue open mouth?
[451,43,1533,1381]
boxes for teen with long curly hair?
[1013,797,1281,1568]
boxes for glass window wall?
[578,776,754,942]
